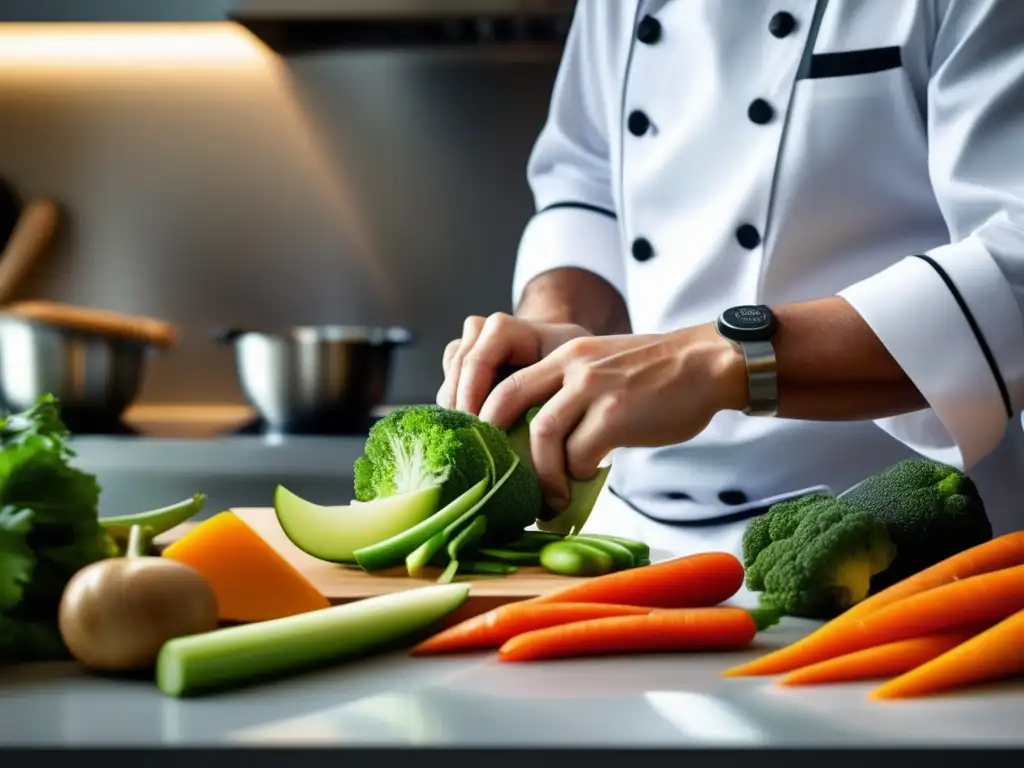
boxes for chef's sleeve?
[512,3,626,310]
[837,0,1024,471]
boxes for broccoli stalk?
[742,494,897,620]
[840,458,993,590]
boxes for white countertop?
[2,618,1022,747]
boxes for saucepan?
[214,325,414,434]
[0,183,179,431]
[0,302,179,431]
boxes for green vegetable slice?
[353,477,488,572]
[539,539,615,577]
[472,547,541,566]
[275,484,442,564]
[459,561,518,575]
[437,516,488,585]
[569,535,634,570]
[502,531,566,552]
[406,532,447,579]
[156,583,470,697]
[580,533,651,564]
[507,406,610,535]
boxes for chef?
[437,0,1024,589]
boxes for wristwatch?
[715,305,779,417]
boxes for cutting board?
[160,508,589,622]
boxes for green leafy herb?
[0,394,115,664]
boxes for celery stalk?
[156,584,470,697]
[437,515,488,585]
[354,477,489,572]
[406,531,447,578]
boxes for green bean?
[539,540,614,577]
[571,536,634,570]
[472,547,541,566]
[503,531,566,552]
[581,534,651,564]
[459,561,519,575]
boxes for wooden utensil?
[3,299,180,350]
[0,199,59,305]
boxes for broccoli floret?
[743,493,897,619]
[353,405,542,544]
[841,458,993,589]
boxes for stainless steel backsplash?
[0,22,559,405]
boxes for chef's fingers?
[442,338,461,375]
[479,354,563,429]
[527,384,589,510]
[455,313,541,415]
[436,338,463,406]
[565,395,619,483]
[440,315,486,410]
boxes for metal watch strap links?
[735,339,778,417]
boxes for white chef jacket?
[511,0,1024,550]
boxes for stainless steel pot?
[216,325,414,434]
[0,314,151,428]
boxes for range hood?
[230,0,577,56]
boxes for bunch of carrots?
[411,551,767,662]
[722,531,1024,700]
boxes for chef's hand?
[478,324,747,510]
[437,313,591,415]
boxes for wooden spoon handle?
[0,199,58,305]
[3,299,179,350]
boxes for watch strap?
[737,339,778,417]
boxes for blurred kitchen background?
[0,0,574,515]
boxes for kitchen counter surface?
[2,618,1022,747]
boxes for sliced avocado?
[274,485,442,564]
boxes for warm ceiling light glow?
[0,23,270,68]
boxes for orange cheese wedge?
[163,511,329,623]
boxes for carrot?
[530,551,744,609]
[497,607,758,662]
[724,531,1024,677]
[870,608,1024,700]
[778,627,986,687]
[760,563,1024,679]
[410,602,653,655]
[854,563,1024,637]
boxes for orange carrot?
[870,608,1024,700]
[778,627,986,687]
[724,531,1024,677]
[756,563,1024,679]
[411,602,654,655]
[531,551,744,609]
[497,607,757,662]
[854,563,1024,638]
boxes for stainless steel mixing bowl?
[0,314,150,428]
[217,325,413,434]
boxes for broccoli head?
[743,493,897,620]
[353,405,542,544]
[840,458,992,589]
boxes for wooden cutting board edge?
[156,508,589,623]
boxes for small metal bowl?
[0,314,151,429]
[215,325,414,435]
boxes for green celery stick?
[157,584,470,698]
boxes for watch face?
[717,305,777,341]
